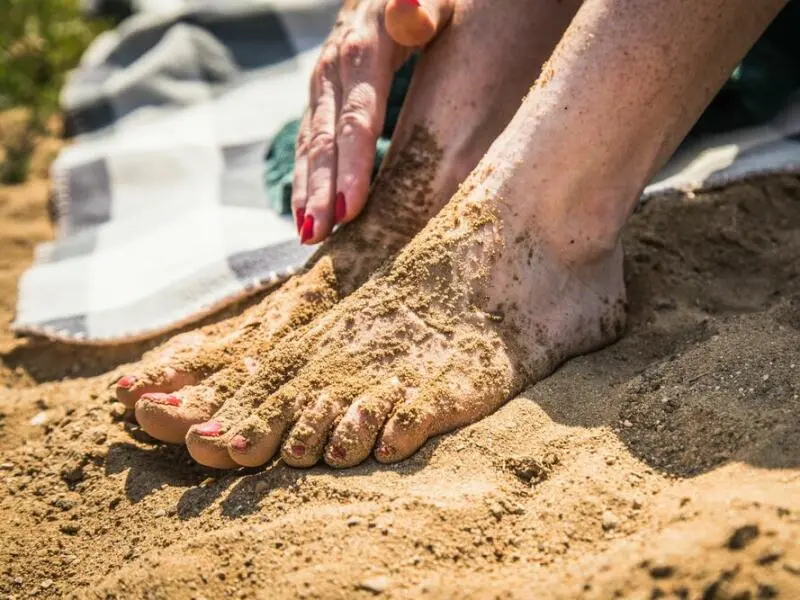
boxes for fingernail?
[140,393,181,407]
[300,214,315,244]
[229,435,250,452]
[295,207,305,234]
[195,421,222,437]
[335,192,346,224]
[117,375,136,389]
[291,443,306,457]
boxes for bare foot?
[131,0,581,457]
[185,156,626,469]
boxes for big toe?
[135,384,220,444]
[115,366,199,409]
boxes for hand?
[293,0,454,244]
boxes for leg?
[133,0,582,454]
[190,0,785,469]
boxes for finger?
[303,44,342,244]
[291,110,312,236]
[384,0,454,48]
[333,28,394,225]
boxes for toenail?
[117,375,136,389]
[376,442,394,457]
[335,192,346,224]
[229,435,250,452]
[291,443,306,457]
[329,445,346,461]
[195,421,222,437]
[295,207,305,234]
[397,0,420,6]
[140,393,180,407]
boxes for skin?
[124,0,786,470]
[120,0,580,455]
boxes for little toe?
[115,366,199,409]
[281,388,352,468]
[135,384,219,444]
[324,378,404,468]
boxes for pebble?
[601,511,620,531]
[40,579,53,589]
[0,463,14,470]
[30,411,48,426]
[346,517,361,527]
[358,576,391,594]
[622,420,633,428]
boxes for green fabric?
[266,2,800,214]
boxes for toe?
[226,385,310,468]
[115,366,199,409]
[281,387,352,468]
[135,384,219,444]
[384,0,454,48]
[324,378,404,468]
[376,373,514,463]
[185,419,240,470]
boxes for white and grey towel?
[11,1,800,343]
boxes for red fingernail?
[140,393,181,407]
[117,375,136,389]
[295,207,305,234]
[335,192,347,224]
[195,421,222,437]
[300,214,315,244]
[291,443,306,457]
[230,435,250,452]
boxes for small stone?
[0,463,14,470]
[762,374,770,382]
[602,511,620,531]
[60,523,79,535]
[254,481,269,495]
[153,509,167,518]
[346,517,361,527]
[605,456,616,466]
[30,411,48,426]
[783,561,800,576]
[649,564,674,579]
[358,576,391,594]
[40,579,53,589]
[632,499,643,510]
[622,420,633,428]
[727,524,759,550]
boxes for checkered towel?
[11,4,800,344]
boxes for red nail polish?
[141,393,181,407]
[397,0,420,6]
[230,435,250,452]
[291,443,306,457]
[295,207,305,234]
[329,445,346,460]
[196,421,222,437]
[117,375,136,389]
[377,442,393,457]
[335,192,346,224]
[300,214,315,244]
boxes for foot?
[184,150,627,469]
[125,0,580,451]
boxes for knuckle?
[339,31,374,72]
[307,130,336,161]
[337,110,377,140]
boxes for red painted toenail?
[397,0,420,6]
[195,421,222,437]
[229,435,250,452]
[291,443,306,457]
[335,192,346,224]
[377,442,393,457]
[329,445,346,460]
[141,393,180,407]
[117,375,136,389]
[295,207,305,234]
[300,214,315,244]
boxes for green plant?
[0,0,108,182]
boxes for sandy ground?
[0,167,799,599]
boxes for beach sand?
[0,169,798,599]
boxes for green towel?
[266,2,800,214]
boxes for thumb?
[384,0,454,48]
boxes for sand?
[0,169,799,599]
